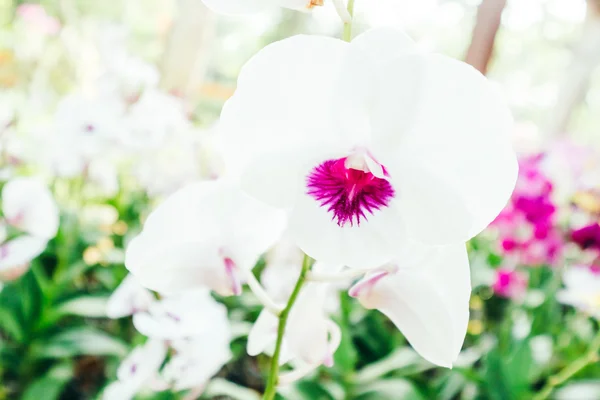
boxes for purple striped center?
[306,157,395,227]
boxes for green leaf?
[436,372,467,400]
[30,327,128,359]
[0,305,24,342]
[355,379,425,400]
[355,348,432,384]
[484,350,514,400]
[56,295,109,318]
[294,381,336,400]
[21,362,73,400]
[0,270,43,341]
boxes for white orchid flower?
[106,274,155,319]
[132,289,228,340]
[2,177,59,239]
[161,311,232,391]
[557,267,600,319]
[125,180,286,296]
[248,283,341,381]
[219,28,517,269]
[0,178,59,281]
[102,339,167,400]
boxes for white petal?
[352,243,470,367]
[240,145,339,208]
[133,289,227,339]
[111,339,167,399]
[2,177,59,239]
[201,0,270,14]
[247,309,279,357]
[332,28,419,146]
[289,193,406,268]
[372,54,517,241]
[0,236,47,272]
[126,237,229,295]
[390,159,472,245]
[163,316,231,390]
[220,35,349,177]
[125,180,285,295]
[106,274,155,319]
[286,283,331,366]
[247,309,294,365]
[102,381,137,400]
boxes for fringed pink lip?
[306,156,395,227]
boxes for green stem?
[263,254,312,400]
[342,0,355,42]
[533,330,600,400]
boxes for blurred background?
[2,0,600,399]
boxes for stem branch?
[262,254,312,400]
[533,330,600,400]
[342,0,355,42]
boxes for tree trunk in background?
[546,0,600,137]
[160,0,216,100]
[465,0,507,75]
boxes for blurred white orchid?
[43,92,125,178]
[125,180,286,296]
[161,334,232,392]
[201,0,350,22]
[106,274,155,319]
[103,339,167,400]
[0,178,59,281]
[2,177,59,239]
[122,90,190,150]
[349,242,470,368]
[248,283,341,382]
[557,267,600,319]
[133,289,228,339]
[130,127,215,197]
[220,28,517,269]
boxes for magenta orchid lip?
[306,156,395,227]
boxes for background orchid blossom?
[106,274,155,319]
[201,0,351,22]
[0,177,59,280]
[557,267,600,319]
[102,339,167,400]
[125,179,286,296]
[220,28,518,269]
[248,282,342,380]
[133,289,228,339]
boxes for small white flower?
[122,90,190,150]
[0,177,59,280]
[557,267,600,319]
[349,242,470,368]
[248,282,341,373]
[44,93,125,177]
[2,177,59,239]
[161,313,232,391]
[0,236,48,280]
[125,180,286,296]
[133,289,227,339]
[130,128,211,197]
[106,274,155,319]
[201,0,324,15]
[103,339,167,400]
[220,28,517,269]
